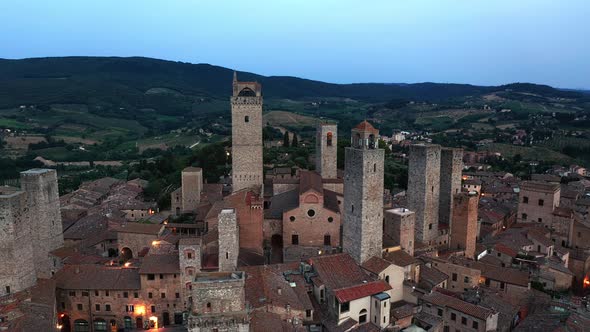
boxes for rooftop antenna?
[233,71,237,83]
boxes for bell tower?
[230,73,263,193]
[342,121,385,264]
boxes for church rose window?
[307,209,316,217]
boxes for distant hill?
[0,56,585,111]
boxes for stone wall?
[218,209,239,272]
[20,169,64,278]
[118,232,158,259]
[439,148,463,227]
[182,168,203,212]
[343,147,384,264]
[0,189,36,296]
[384,208,415,256]
[407,144,441,244]
[231,92,263,193]
[316,123,338,179]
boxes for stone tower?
[439,148,463,227]
[20,169,64,278]
[343,121,384,264]
[407,144,441,245]
[450,192,478,259]
[182,167,203,212]
[316,123,338,179]
[179,237,202,302]
[231,73,263,193]
[218,208,239,272]
[0,187,36,296]
[384,208,415,256]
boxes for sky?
[0,0,589,89]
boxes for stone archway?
[121,247,133,261]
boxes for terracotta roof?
[423,290,495,320]
[419,266,448,288]
[309,253,373,290]
[55,265,141,290]
[362,256,392,275]
[334,281,391,303]
[479,263,529,287]
[139,253,180,274]
[383,250,418,267]
[354,120,378,132]
[520,180,560,193]
[112,222,163,235]
[299,170,323,194]
[494,243,518,257]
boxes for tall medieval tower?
[439,148,463,227]
[407,144,441,245]
[231,72,263,193]
[343,121,384,264]
[316,123,338,179]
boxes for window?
[125,305,134,312]
[500,282,505,289]
[148,292,153,298]
[306,309,312,317]
[95,290,99,296]
[123,292,128,298]
[497,252,501,257]
[161,293,166,299]
[134,292,138,298]
[340,301,350,313]
[95,304,100,311]
[207,302,212,309]
[359,309,367,323]
[77,303,83,311]
[82,291,89,297]
[523,196,529,203]
[385,275,389,283]
[245,116,250,123]
[429,224,433,230]
[451,313,456,321]
[328,217,334,223]
[327,132,333,146]
[176,293,180,299]
[452,273,457,281]
[461,317,467,325]
[437,308,443,317]
[473,321,479,329]
[538,199,544,206]
[292,234,299,245]
[289,216,296,222]
[148,274,155,280]
[538,218,543,223]
[351,204,354,213]
[324,235,331,246]
[464,276,470,283]
[151,305,156,313]
[187,252,193,259]
[69,291,76,297]
[160,274,164,279]
[105,304,111,311]
[373,163,377,172]
[522,213,527,220]
[105,291,109,296]
[307,209,316,217]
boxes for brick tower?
[450,192,478,259]
[316,123,338,179]
[407,144,441,245]
[20,169,64,278]
[439,148,463,227]
[343,121,384,264]
[231,72,263,193]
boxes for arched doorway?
[359,309,367,324]
[93,318,107,332]
[162,312,170,326]
[124,316,133,329]
[73,319,89,332]
[121,247,133,261]
[271,234,283,264]
[60,314,71,332]
[136,317,143,329]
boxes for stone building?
[439,147,463,227]
[231,72,263,193]
[187,271,249,332]
[0,187,36,296]
[181,167,203,213]
[179,237,202,302]
[20,168,64,279]
[407,144,441,244]
[316,123,338,179]
[112,223,164,259]
[450,192,479,259]
[384,208,415,256]
[517,181,560,225]
[217,209,239,272]
[343,121,385,264]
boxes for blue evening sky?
[0,0,588,88]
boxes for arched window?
[206,302,212,312]
[369,134,376,149]
[359,309,368,324]
[355,133,362,148]
[124,317,133,329]
[74,320,90,332]
[327,132,333,146]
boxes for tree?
[291,134,298,147]
[283,131,290,148]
